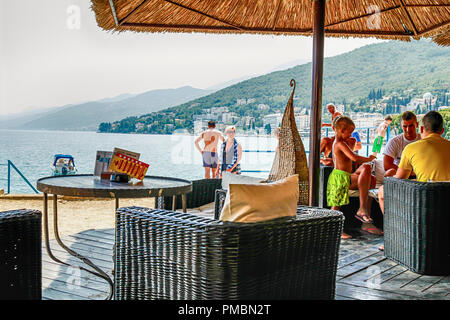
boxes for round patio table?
[36,174,192,300]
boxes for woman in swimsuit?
[216,126,243,178]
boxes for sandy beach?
[0,196,156,239]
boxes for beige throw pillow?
[219,174,299,223]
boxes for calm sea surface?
[0,129,284,194]
[1,129,380,194]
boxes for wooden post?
[309,0,326,207]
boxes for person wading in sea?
[194,120,225,179]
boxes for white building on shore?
[350,112,384,128]
[263,113,282,130]
[295,114,310,131]
[194,120,209,134]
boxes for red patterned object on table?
[109,152,149,180]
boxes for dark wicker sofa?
[114,206,344,300]
[384,177,450,275]
[156,178,227,219]
[318,165,383,233]
[157,178,222,211]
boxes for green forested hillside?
[100,39,450,134]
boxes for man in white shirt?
[377,111,420,242]
[382,111,420,177]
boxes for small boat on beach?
[52,154,77,176]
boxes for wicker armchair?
[0,209,42,300]
[115,206,344,300]
[157,178,222,210]
[384,177,450,275]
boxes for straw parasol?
[433,30,450,45]
[91,0,450,206]
[92,0,450,42]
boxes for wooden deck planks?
[41,228,449,300]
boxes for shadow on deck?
[42,228,449,300]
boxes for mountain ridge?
[12,86,214,131]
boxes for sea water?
[0,129,379,194]
[0,129,279,194]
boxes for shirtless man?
[372,115,392,155]
[321,103,343,128]
[194,120,225,179]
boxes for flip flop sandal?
[354,214,373,224]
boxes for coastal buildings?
[135,122,145,131]
[257,104,270,111]
[241,116,255,130]
[263,113,282,131]
[348,112,384,128]
[295,114,310,131]
[222,112,240,124]
[188,90,446,136]
[194,120,208,134]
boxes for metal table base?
[42,193,187,300]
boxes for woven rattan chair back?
[115,206,343,300]
[0,209,42,300]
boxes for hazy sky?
[0,0,384,115]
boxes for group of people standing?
[195,120,243,179]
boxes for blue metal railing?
[0,160,39,194]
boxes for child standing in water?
[327,116,376,239]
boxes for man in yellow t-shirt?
[377,111,449,251]
[396,111,450,182]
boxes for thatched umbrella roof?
[433,30,450,45]
[91,0,449,206]
[92,0,450,43]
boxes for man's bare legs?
[378,185,386,250]
[351,165,384,234]
[331,206,352,239]
[378,185,385,213]
[361,196,384,235]
[377,168,395,214]
[204,167,211,179]
[350,164,372,222]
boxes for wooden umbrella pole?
[309,0,325,207]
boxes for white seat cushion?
[221,171,266,190]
